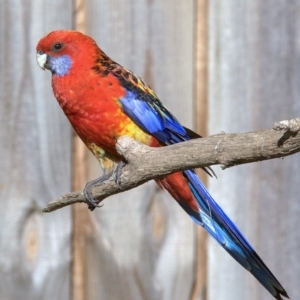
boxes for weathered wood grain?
[0,1,72,299]
[208,1,300,299]
[71,2,93,300]
[193,2,209,299]
[73,1,196,300]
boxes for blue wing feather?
[120,90,187,144]
[117,81,288,300]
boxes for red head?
[36,30,100,76]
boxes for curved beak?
[36,52,47,70]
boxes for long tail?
[156,170,289,300]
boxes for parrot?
[36,30,289,299]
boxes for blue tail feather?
[177,170,289,300]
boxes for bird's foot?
[83,171,113,211]
[114,161,126,189]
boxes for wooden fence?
[0,1,299,299]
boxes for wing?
[120,90,189,145]
[113,66,215,177]
[107,63,187,143]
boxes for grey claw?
[83,171,113,210]
[114,161,126,189]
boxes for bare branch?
[42,117,300,213]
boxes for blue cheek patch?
[48,55,72,76]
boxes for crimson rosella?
[36,30,289,299]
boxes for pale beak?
[36,52,47,70]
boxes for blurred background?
[0,0,300,299]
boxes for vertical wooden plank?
[0,1,73,299]
[208,1,300,299]
[192,1,209,300]
[73,1,196,300]
[71,2,92,300]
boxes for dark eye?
[53,43,63,51]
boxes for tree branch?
[43,117,300,213]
